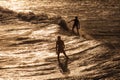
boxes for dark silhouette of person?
[68,16,80,35]
[56,36,68,62]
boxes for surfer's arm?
[68,19,74,23]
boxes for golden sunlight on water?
[0,0,66,12]
[0,0,120,79]
[0,0,23,11]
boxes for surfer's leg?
[72,25,75,32]
[63,51,68,59]
[57,52,60,62]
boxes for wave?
[0,6,17,22]
[0,6,69,30]
[0,1,120,79]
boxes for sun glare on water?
[0,0,31,12]
[0,0,66,13]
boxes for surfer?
[68,16,80,35]
[56,36,69,62]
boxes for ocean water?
[0,0,86,79]
[0,0,120,79]
[0,0,100,19]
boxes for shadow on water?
[0,63,52,70]
[16,37,29,41]
[58,58,70,75]
[9,39,49,46]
